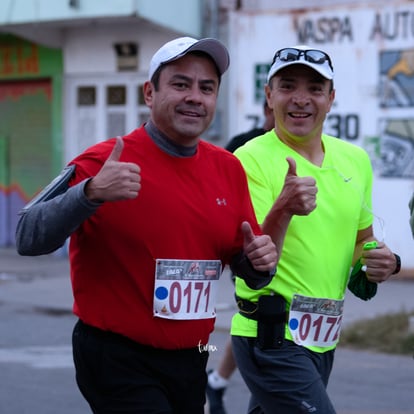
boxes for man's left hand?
[362,241,399,283]
[241,221,278,272]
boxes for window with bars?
[107,85,126,105]
[77,86,96,106]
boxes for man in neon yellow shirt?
[231,45,401,414]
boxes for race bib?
[153,259,222,320]
[288,294,344,348]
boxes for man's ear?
[143,81,154,108]
[327,88,336,113]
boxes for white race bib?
[153,259,222,320]
[288,294,344,348]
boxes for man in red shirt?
[16,37,277,414]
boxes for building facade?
[0,0,209,247]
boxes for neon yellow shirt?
[231,130,373,352]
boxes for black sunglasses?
[272,48,334,71]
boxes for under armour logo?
[216,198,227,206]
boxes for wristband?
[392,253,401,274]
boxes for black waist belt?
[236,296,288,323]
[236,296,259,320]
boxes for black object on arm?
[230,252,275,290]
[392,253,401,274]
[20,165,76,213]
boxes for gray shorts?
[232,335,337,414]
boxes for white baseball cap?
[149,37,230,80]
[267,45,334,82]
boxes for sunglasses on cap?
[272,47,334,71]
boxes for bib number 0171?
[153,259,221,320]
[169,281,211,314]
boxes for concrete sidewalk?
[0,248,72,312]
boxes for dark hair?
[150,51,222,91]
[151,67,162,90]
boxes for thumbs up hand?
[278,157,317,216]
[261,157,318,250]
[85,136,141,202]
[241,221,278,272]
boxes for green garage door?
[0,79,52,246]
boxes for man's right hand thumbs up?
[279,157,317,216]
[85,136,141,202]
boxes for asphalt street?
[0,248,413,414]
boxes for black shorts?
[72,320,209,414]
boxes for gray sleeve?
[15,179,102,256]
